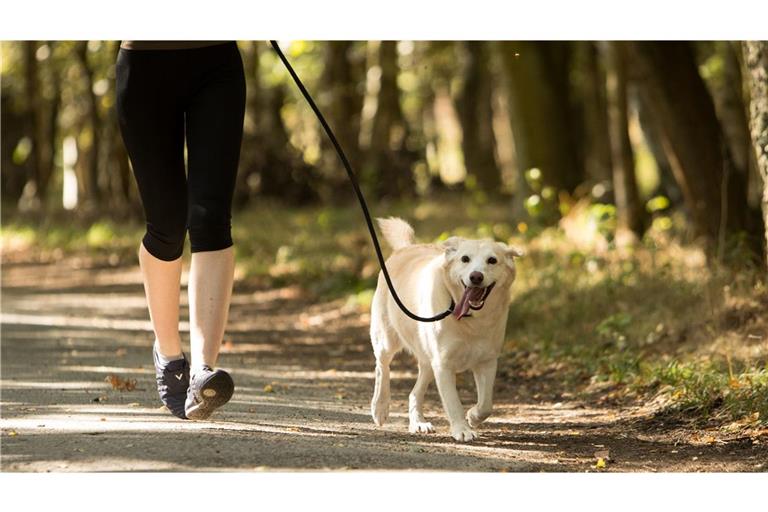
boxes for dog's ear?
[507,246,524,259]
[497,242,524,266]
[441,236,461,260]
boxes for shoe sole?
[185,370,235,421]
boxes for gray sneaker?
[184,366,234,420]
[153,347,190,420]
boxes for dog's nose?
[469,271,484,285]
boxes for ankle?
[154,340,184,364]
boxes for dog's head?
[441,237,523,320]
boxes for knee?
[188,202,233,253]
[143,213,187,261]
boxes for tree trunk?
[456,41,501,194]
[240,43,319,205]
[500,42,584,216]
[75,41,103,207]
[629,41,749,251]
[601,42,645,238]
[21,41,56,210]
[743,41,768,267]
[359,41,414,198]
[635,93,681,204]
[1,88,29,209]
[319,41,363,192]
[577,42,613,185]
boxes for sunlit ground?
[1,197,766,471]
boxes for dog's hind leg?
[370,322,401,427]
[408,361,435,433]
[467,359,498,428]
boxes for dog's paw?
[371,400,390,426]
[466,406,491,428]
[408,420,435,434]
[450,424,478,442]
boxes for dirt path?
[1,257,765,472]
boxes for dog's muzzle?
[453,282,495,320]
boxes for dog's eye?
[461,255,470,263]
[487,256,498,265]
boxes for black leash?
[270,40,454,322]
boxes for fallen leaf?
[594,449,612,461]
[595,458,606,469]
[115,348,127,357]
[8,430,18,437]
[263,384,274,393]
[105,374,137,391]
[221,339,235,352]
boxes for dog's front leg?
[467,359,497,428]
[433,366,477,442]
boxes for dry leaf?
[594,449,612,461]
[221,339,235,352]
[8,430,18,437]
[595,458,606,469]
[104,374,137,391]
[115,348,127,357]
[263,384,274,393]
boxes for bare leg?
[408,361,435,433]
[188,246,234,370]
[433,366,476,442]
[467,359,497,428]
[138,242,183,357]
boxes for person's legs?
[139,243,183,359]
[184,42,246,374]
[187,246,234,370]
[116,48,190,418]
[183,43,245,419]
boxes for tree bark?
[320,41,363,190]
[75,41,103,206]
[21,41,56,209]
[629,41,749,250]
[635,93,681,204]
[456,41,501,194]
[500,42,584,216]
[238,42,319,205]
[359,41,414,198]
[743,41,768,267]
[601,42,645,238]
[578,41,613,185]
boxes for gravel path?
[1,257,765,472]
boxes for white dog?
[369,217,522,442]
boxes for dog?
[369,217,522,442]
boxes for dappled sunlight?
[0,380,111,390]
[57,365,152,376]
[0,312,155,332]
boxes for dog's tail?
[376,217,415,251]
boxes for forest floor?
[2,252,766,472]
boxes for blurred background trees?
[2,40,767,266]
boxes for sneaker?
[184,366,234,420]
[153,347,190,420]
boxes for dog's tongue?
[454,286,485,320]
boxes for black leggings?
[116,42,245,261]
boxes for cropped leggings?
[116,42,245,261]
